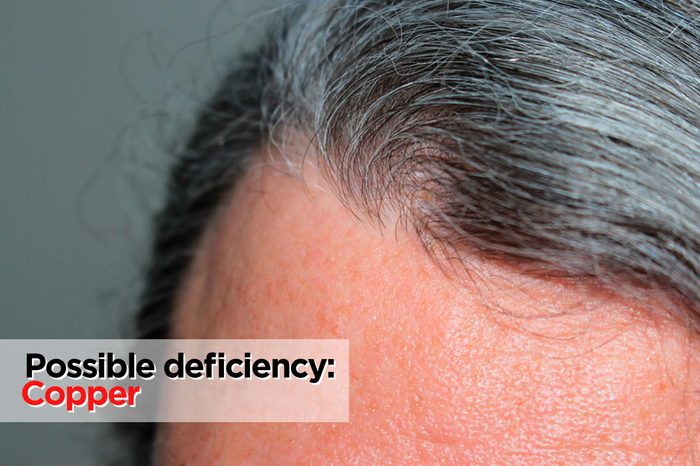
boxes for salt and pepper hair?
[133,1,700,459]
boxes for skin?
[155,142,700,465]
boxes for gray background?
[1,1,282,464]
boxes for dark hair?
[131,1,700,463]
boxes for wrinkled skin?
[155,147,700,465]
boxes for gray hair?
[131,0,700,462]
[140,0,700,340]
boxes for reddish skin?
[156,147,700,465]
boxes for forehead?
[165,148,700,463]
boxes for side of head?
[136,1,700,464]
